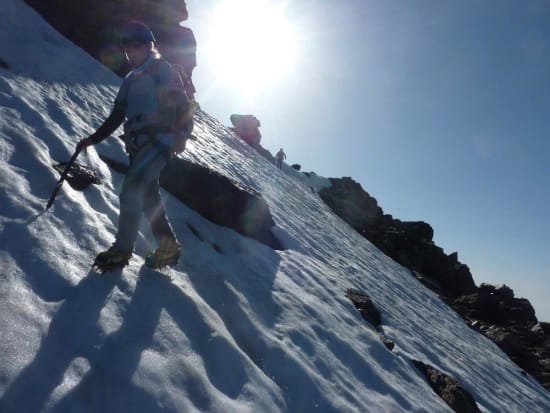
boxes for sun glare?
[204,0,298,94]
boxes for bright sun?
[204,0,298,94]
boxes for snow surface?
[0,1,549,412]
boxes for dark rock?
[399,220,434,242]
[319,176,476,298]
[53,162,101,190]
[345,288,381,328]
[461,320,550,387]
[0,57,9,70]
[319,177,383,230]
[229,114,261,148]
[23,0,176,75]
[453,285,537,326]
[98,154,284,250]
[318,175,550,391]
[379,333,395,351]
[411,270,445,296]
[493,283,515,302]
[412,360,481,413]
[485,329,526,356]
[532,323,550,335]
[291,164,301,171]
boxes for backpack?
[146,58,197,154]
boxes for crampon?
[92,246,132,273]
[145,238,181,269]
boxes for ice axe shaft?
[45,147,82,210]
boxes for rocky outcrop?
[453,283,536,325]
[52,161,101,191]
[346,288,480,409]
[22,0,157,69]
[345,288,394,351]
[161,157,282,249]
[320,176,550,391]
[346,288,381,328]
[99,154,283,250]
[412,360,481,413]
[454,284,550,389]
[319,177,476,299]
[229,114,262,148]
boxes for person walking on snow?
[275,148,286,169]
[77,21,191,270]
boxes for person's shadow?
[55,265,268,412]
[0,269,121,413]
[0,241,283,412]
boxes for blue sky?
[187,0,550,320]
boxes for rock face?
[53,162,101,191]
[453,283,537,325]
[319,177,477,299]
[345,289,394,351]
[22,0,194,77]
[412,360,481,413]
[346,288,480,410]
[161,157,282,249]
[319,176,550,391]
[229,114,262,148]
[99,154,283,250]
[346,288,381,328]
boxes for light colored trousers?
[114,142,176,252]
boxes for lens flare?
[204,0,298,94]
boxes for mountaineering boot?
[93,246,132,272]
[145,237,181,269]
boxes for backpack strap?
[145,58,196,155]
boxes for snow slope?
[0,1,549,412]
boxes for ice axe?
[45,146,82,210]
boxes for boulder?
[229,114,262,148]
[345,288,381,328]
[99,154,283,250]
[454,284,537,326]
[412,360,481,413]
[318,176,476,298]
[52,161,101,190]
